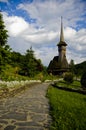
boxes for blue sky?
[0,0,86,65]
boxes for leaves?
[0,12,8,46]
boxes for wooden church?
[48,17,69,75]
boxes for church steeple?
[57,17,67,46]
[47,16,69,75]
[60,16,64,42]
[58,17,68,62]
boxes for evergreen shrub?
[81,72,86,89]
[64,72,73,85]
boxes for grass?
[56,80,81,89]
[47,86,86,130]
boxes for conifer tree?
[0,12,10,71]
[0,12,8,47]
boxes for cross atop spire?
[60,16,64,42]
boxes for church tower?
[57,17,68,67]
[47,17,69,75]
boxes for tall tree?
[69,59,75,74]
[25,47,34,59]
[0,12,10,71]
[19,47,44,77]
[0,12,8,47]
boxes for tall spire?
[60,16,64,42]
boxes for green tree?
[0,12,10,71]
[69,59,75,74]
[75,61,86,76]
[19,47,44,77]
[64,72,74,86]
[81,72,86,89]
[0,12,8,47]
[10,51,23,66]
[26,47,34,59]
[24,47,36,76]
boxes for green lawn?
[47,86,86,130]
[57,80,81,89]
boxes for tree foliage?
[64,72,74,85]
[0,12,11,71]
[69,60,86,78]
[9,47,44,77]
[0,12,8,46]
[81,72,86,89]
[69,59,75,74]
[74,61,86,76]
[18,47,44,77]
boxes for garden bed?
[52,84,86,95]
[52,80,86,95]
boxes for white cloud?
[34,47,58,66]
[3,12,58,53]
[3,13,29,36]
[64,27,86,50]
[2,0,86,66]
[65,27,86,64]
[3,12,58,43]
[18,0,85,28]
[24,31,57,44]
[0,0,8,3]
[64,27,76,39]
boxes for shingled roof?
[47,56,69,75]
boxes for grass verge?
[56,80,81,89]
[47,86,86,130]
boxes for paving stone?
[28,113,47,122]
[0,119,8,124]
[0,124,3,128]
[4,125,16,130]
[0,83,51,130]
[16,127,44,130]
[1,112,27,121]
[15,121,40,126]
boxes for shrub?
[81,72,86,89]
[64,72,73,85]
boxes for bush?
[64,72,73,85]
[81,72,86,89]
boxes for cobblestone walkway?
[0,83,52,130]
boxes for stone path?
[0,83,52,130]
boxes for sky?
[0,0,86,66]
